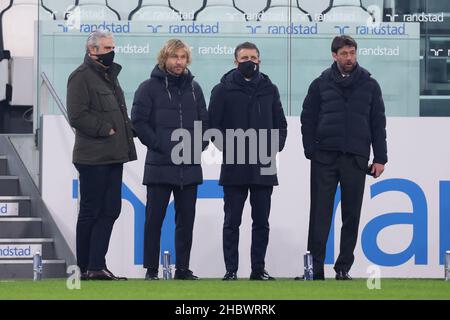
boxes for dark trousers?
[75,163,123,272]
[143,184,197,270]
[223,185,273,273]
[308,151,367,275]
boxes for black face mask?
[94,50,115,67]
[237,60,259,79]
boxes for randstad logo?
[0,245,32,258]
[334,23,406,35]
[168,22,220,34]
[57,21,131,33]
[0,203,19,216]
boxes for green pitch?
[0,279,449,300]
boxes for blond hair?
[157,39,192,70]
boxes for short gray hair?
[86,30,114,53]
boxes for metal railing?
[38,72,78,207]
[39,71,73,131]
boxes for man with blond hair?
[131,39,209,280]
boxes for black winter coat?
[67,54,137,165]
[209,69,288,186]
[301,62,387,165]
[131,65,209,187]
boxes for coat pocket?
[97,89,118,112]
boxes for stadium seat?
[10,57,34,106]
[361,0,384,12]
[0,1,12,103]
[169,0,205,21]
[128,0,181,21]
[0,52,10,102]
[194,0,246,22]
[40,0,56,19]
[0,0,10,12]
[41,0,76,20]
[321,0,376,23]
[297,0,331,21]
[422,0,450,33]
[233,0,269,21]
[2,0,52,57]
[259,0,311,22]
[64,0,121,21]
[1,0,52,107]
[362,0,384,22]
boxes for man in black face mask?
[209,42,287,281]
[67,30,136,280]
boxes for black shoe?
[105,268,128,280]
[335,270,352,280]
[222,271,237,281]
[87,269,120,280]
[145,268,159,280]
[80,272,89,281]
[174,269,199,280]
[249,270,275,281]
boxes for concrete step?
[0,176,19,196]
[0,218,42,238]
[0,196,32,217]
[0,259,66,279]
[0,238,57,259]
[0,156,7,175]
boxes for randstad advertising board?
[39,21,420,117]
[0,244,42,259]
[41,116,450,279]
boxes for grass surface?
[0,279,449,300]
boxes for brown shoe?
[105,268,127,280]
[87,269,127,280]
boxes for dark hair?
[234,42,260,60]
[331,35,357,53]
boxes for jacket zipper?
[344,98,349,154]
[178,89,184,189]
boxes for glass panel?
[36,0,448,122]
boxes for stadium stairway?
[0,135,73,279]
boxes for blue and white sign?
[0,203,19,217]
[0,244,42,259]
[41,116,450,279]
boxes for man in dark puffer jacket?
[131,39,209,281]
[209,42,287,281]
[301,35,387,280]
